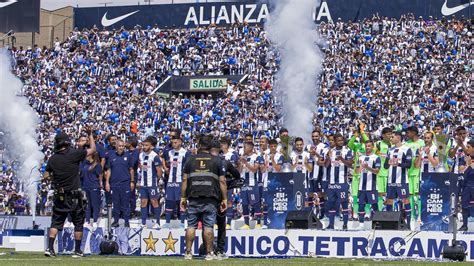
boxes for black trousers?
[216,209,226,253]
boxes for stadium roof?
[42,0,238,11]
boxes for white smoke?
[0,50,43,217]
[266,0,323,140]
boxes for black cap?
[54,132,70,144]
[54,132,71,152]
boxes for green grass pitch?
[0,250,471,266]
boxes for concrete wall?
[0,6,74,49]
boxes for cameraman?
[210,139,242,259]
[180,135,227,260]
[43,127,96,257]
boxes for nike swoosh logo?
[101,10,140,27]
[441,0,474,16]
[0,0,17,8]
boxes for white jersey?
[358,154,381,191]
[167,147,189,183]
[262,152,284,188]
[307,143,328,181]
[242,153,263,187]
[290,150,312,175]
[452,139,468,174]
[386,145,413,185]
[327,147,353,184]
[420,144,439,174]
[138,150,162,187]
[223,149,239,166]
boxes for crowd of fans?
[1,13,472,216]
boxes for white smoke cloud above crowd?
[266,0,323,140]
[0,50,43,216]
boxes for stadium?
[0,0,473,265]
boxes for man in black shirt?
[43,127,96,258]
[210,139,242,260]
[180,135,227,261]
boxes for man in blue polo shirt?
[127,137,140,218]
[105,139,135,227]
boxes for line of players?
[78,123,472,231]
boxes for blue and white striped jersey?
[262,152,284,187]
[167,148,189,183]
[308,143,328,181]
[242,153,263,187]
[138,150,162,187]
[328,147,353,184]
[385,146,413,184]
[358,154,381,191]
[420,144,439,174]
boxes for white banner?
[140,229,474,261]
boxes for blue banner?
[74,0,474,30]
[265,172,306,229]
[420,173,460,231]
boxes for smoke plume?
[0,49,43,216]
[266,0,323,140]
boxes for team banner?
[0,0,40,32]
[266,172,306,229]
[420,173,460,231]
[58,228,474,260]
[73,0,474,29]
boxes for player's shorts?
[310,179,321,194]
[321,181,329,193]
[165,182,181,201]
[387,183,410,200]
[139,186,159,200]
[351,174,360,196]
[377,175,388,194]
[408,175,420,194]
[241,185,260,205]
[461,186,474,209]
[226,190,233,203]
[358,190,378,206]
[261,187,268,204]
[327,183,350,203]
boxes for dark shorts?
[387,183,410,200]
[461,186,474,209]
[321,181,329,193]
[51,193,86,232]
[261,187,268,204]
[187,200,218,229]
[310,179,321,193]
[327,183,350,203]
[241,185,260,205]
[165,183,181,201]
[140,186,159,200]
[226,190,233,202]
[358,190,378,206]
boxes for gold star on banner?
[162,231,178,253]
[143,232,159,252]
